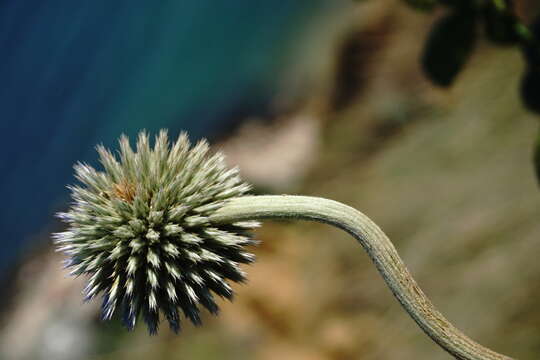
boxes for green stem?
[491,0,506,12]
[210,195,513,360]
[516,23,534,44]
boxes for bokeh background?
[1,0,539,359]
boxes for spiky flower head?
[54,130,259,334]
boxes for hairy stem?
[209,195,513,360]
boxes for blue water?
[0,0,335,273]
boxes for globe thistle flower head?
[54,130,259,334]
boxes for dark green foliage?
[421,10,477,87]
[523,42,540,69]
[399,0,539,184]
[402,0,438,11]
[483,0,519,45]
[522,17,540,67]
[439,0,473,10]
[521,16,540,114]
[402,0,473,11]
[521,69,540,114]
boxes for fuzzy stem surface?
[209,195,513,360]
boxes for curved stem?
[209,195,513,360]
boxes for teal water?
[0,0,336,273]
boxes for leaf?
[483,0,519,45]
[421,10,478,87]
[402,0,437,11]
[439,0,472,9]
[520,69,540,114]
[522,16,540,67]
[520,16,540,114]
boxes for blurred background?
[1,0,539,359]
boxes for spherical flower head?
[54,130,259,334]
